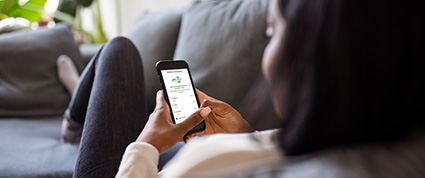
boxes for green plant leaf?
[1,0,15,18]
[77,0,92,7]
[56,0,93,17]
[0,13,8,20]
[53,10,75,26]
[0,1,5,16]
[4,0,47,23]
[56,0,77,17]
[0,0,6,11]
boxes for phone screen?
[160,68,198,124]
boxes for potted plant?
[0,0,47,32]
[55,0,107,43]
[0,0,107,43]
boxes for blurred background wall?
[94,0,193,38]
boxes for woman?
[60,0,424,177]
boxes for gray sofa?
[2,0,424,177]
[0,0,275,177]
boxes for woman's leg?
[57,54,83,143]
[69,37,148,178]
[57,55,79,97]
[60,45,104,144]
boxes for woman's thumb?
[200,107,212,117]
[178,107,211,132]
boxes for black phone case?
[155,60,206,134]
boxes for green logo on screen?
[172,76,182,83]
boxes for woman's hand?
[184,90,255,141]
[136,90,211,154]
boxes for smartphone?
[156,60,206,134]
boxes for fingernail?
[200,99,207,107]
[200,107,211,117]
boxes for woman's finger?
[183,134,196,143]
[196,89,216,101]
[201,99,221,107]
[200,99,229,114]
[176,107,211,135]
[155,90,167,109]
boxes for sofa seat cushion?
[0,117,79,178]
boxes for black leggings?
[65,37,147,177]
[67,37,184,177]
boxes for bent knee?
[105,36,137,53]
[100,36,140,62]
[108,36,133,47]
[93,36,142,71]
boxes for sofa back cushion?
[173,0,270,119]
[0,24,84,117]
[126,9,183,112]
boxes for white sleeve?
[161,131,282,178]
[115,142,159,178]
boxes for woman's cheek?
[262,38,279,82]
